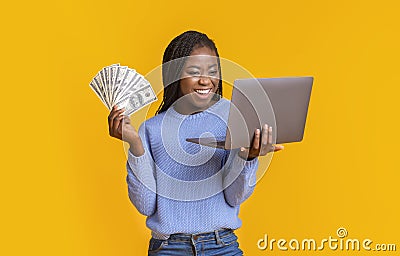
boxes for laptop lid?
[225,77,313,149]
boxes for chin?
[191,98,218,112]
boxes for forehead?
[184,46,218,67]
[190,46,216,56]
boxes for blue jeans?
[148,229,243,256]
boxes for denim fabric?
[148,229,243,256]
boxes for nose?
[198,75,211,86]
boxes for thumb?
[273,144,284,151]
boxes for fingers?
[107,105,119,123]
[259,124,269,155]
[117,116,126,135]
[108,105,118,129]
[268,126,272,144]
[266,125,274,153]
[241,125,284,159]
[247,124,284,158]
[112,114,125,135]
[259,124,277,155]
[252,128,261,152]
[119,116,131,138]
[239,129,260,160]
[108,105,125,137]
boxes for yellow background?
[1,0,399,255]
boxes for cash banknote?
[89,63,157,116]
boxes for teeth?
[195,89,211,94]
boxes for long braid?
[156,31,223,114]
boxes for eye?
[187,71,200,76]
[208,70,218,77]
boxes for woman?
[108,30,283,255]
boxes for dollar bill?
[115,68,137,103]
[107,64,119,104]
[89,64,157,115]
[93,73,110,109]
[123,84,157,116]
[116,76,152,104]
[111,66,127,104]
[89,80,107,107]
[99,68,110,106]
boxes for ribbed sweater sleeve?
[223,149,259,207]
[126,123,157,216]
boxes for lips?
[194,88,212,95]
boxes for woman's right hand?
[108,105,144,156]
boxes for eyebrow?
[186,64,218,69]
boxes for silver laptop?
[186,77,314,149]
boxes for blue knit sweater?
[126,98,259,239]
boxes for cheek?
[178,78,193,95]
[212,78,220,90]
[180,77,198,87]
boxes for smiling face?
[175,46,220,114]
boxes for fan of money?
[89,63,157,116]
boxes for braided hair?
[156,31,223,114]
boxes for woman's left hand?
[238,124,284,160]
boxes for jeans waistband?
[166,228,234,242]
